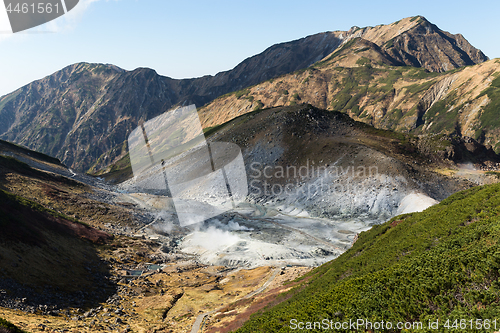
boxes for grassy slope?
[0,318,27,333]
[91,151,132,184]
[236,183,500,332]
[0,154,114,308]
[0,139,62,166]
[478,74,500,137]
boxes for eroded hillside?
[200,42,500,150]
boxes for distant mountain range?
[0,15,493,173]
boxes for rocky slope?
[0,141,292,332]
[200,43,500,151]
[345,16,487,72]
[121,103,500,221]
[0,16,488,173]
[0,33,344,173]
[204,104,496,219]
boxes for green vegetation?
[355,57,371,66]
[478,74,500,133]
[353,47,370,54]
[385,108,404,123]
[422,92,459,133]
[384,38,394,49]
[289,93,301,106]
[203,124,227,137]
[406,67,441,80]
[410,15,423,23]
[377,68,403,86]
[254,100,264,111]
[234,89,251,99]
[91,151,133,184]
[330,67,374,112]
[486,171,500,179]
[359,110,371,119]
[0,90,21,111]
[405,80,436,95]
[237,183,500,332]
[0,318,28,333]
[0,187,89,228]
[331,93,352,111]
[91,64,114,75]
[419,133,454,153]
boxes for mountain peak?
[337,16,488,72]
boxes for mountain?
[200,42,500,152]
[202,104,496,220]
[345,16,487,72]
[0,16,488,173]
[224,182,500,332]
[119,103,498,225]
[0,33,345,173]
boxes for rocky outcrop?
[341,16,488,73]
[381,17,488,72]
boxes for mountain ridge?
[0,16,489,172]
[199,47,500,151]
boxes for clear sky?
[1,0,499,97]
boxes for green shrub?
[0,317,28,333]
[236,183,500,332]
[254,100,264,111]
[355,57,371,66]
[234,89,250,99]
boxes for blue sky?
[1,0,499,96]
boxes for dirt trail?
[190,266,281,333]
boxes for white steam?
[183,226,241,253]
